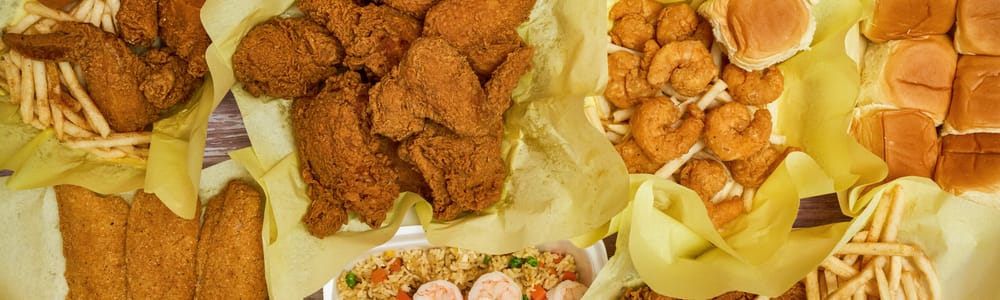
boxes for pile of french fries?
[0,0,151,160]
[804,186,940,300]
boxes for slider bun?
[954,0,1000,55]
[935,133,1000,209]
[698,0,815,71]
[862,0,956,43]
[943,56,1000,135]
[857,35,956,125]
[851,107,940,181]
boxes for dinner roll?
[954,0,1000,55]
[862,0,956,43]
[852,108,940,181]
[698,0,815,71]
[857,35,957,125]
[943,56,1000,135]
[935,133,1000,209]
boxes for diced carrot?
[396,290,412,300]
[553,255,564,264]
[371,268,388,284]
[561,271,577,281]
[530,285,546,300]
[548,268,557,275]
[389,258,403,273]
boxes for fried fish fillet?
[126,191,199,300]
[54,185,129,300]
[194,180,267,300]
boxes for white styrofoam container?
[324,225,608,299]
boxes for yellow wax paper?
[581,0,891,298]
[0,157,256,299]
[0,6,230,219]
[203,0,628,298]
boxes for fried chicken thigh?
[233,17,343,99]
[298,0,421,78]
[423,0,536,75]
[293,72,401,237]
[3,22,199,132]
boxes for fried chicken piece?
[370,37,533,140]
[294,72,400,237]
[158,0,212,76]
[298,0,421,78]
[195,180,267,300]
[620,286,673,300]
[54,185,129,300]
[126,191,199,300]
[423,0,536,75]
[619,282,806,300]
[3,22,199,132]
[399,123,506,220]
[117,0,158,47]
[233,17,342,99]
[377,0,439,19]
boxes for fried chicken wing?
[233,17,342,99]
[399,123,506,220]
[4,22,200,132]
[126,191,199,300]
[423,0,536,75]
[117,0,158,47]
[298,0,420,78]
[294,72,400,237]
[195,180,267,300]
[54,185,129,300]
[158,0,212,76]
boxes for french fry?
[46,62,60,102]
[883,187,905,242]
[806,270,821,300]
[914,253,941,300]
[88,0,105,26]
[63,121,96,138]
[57,90,82,112]
[65,132,151,149]
[901,271,918,300]
[107,0,121,16]
[820,256,858,278]
[822,270,839,296]
[32,60,51,127]
[60,102,90,129]
[837,243,918,257]
[58,62,110,137]
[29,119,44,130]
[874,261,891,299]
[8,14,42,34]
[20,58,35,124]
[100,12,115,33]
[1,58,19,105]
[889,256,903,296]
[828,258,880,300]
[86,147,127,159]
[867,193,893,243]
[72,0,96,21]
[24,2,76,21]
[51,100,65,139]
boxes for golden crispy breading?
[423,0,536,75]
[117,0,158,47]
[233,17,343,99]
[158,0,212,76]
[195,180,266,300]
[379,0,439,19]
[616,139,662,174]
[54,185,129,300]
[126,191,199,300]
[294,72,400,237]
[678,159,726,202]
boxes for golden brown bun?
[943,56,1000,134]
[862,0,956,42]
[698,0,815,71]
[857,36,956,125]
[954,0,1000,55]
[935,133,1000,208]
[852,108,940,181]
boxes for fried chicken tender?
[126,191,199,300]
[423,0,536,76]
[399,123,506,220]
[370,37,532,140]
[195,180,267,300]
[616,139,662,174]
[117,0,158,47]
[233,17,343,99]
[3,22,200,132]
[294,72,400,237]
[299,0,421,78]
[631,96,705,163]
[159,0,212,76]
[53,185,129,300]
[377,0,439,19]
[722,64,784,106]
[704,103,772,161]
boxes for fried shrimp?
[631,95,705,163]
[655,3,697,46]
[707,196,745,229]
[726,145,779,188]
[722,64,784,106]
[704,102,772,161]
[616,139,661,174]
[678,159,726,202]
[605,51,656,108]
[691,17,714,49]
[647,40,716,96]
[611,14,655,51]
[608,0,663,23]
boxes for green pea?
[525,256,538,267]
[508,256,524,268]
[522,295,529,300]
[484,256,493,265]
[345,272,358,288]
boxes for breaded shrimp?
[678,159,727,202]
[707,196,744,229]
[691,17,714,49]
[615,139,662,174]
[655,3,698,46]
[704,103,772,161]
[647,40,716,96]
[605,51,656,108]
[727,146,798,188]
[722,64,784,106]
[631,96,705,163]
[611,13,655,50]
[609,0,663,23]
